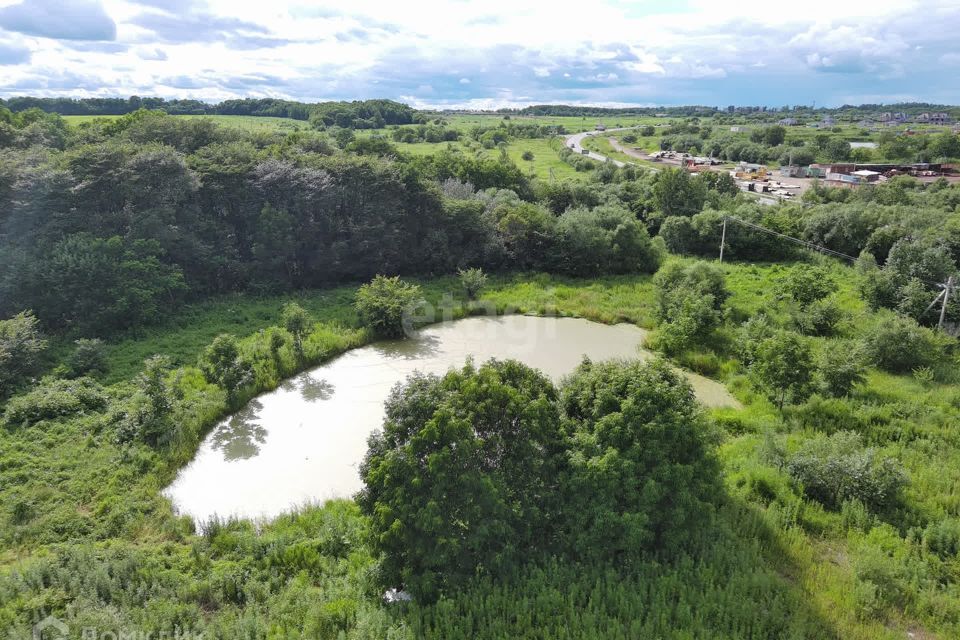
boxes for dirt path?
[607,137,661,162]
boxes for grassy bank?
[3,261,960,638]
[88,273,657,384]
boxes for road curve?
[564,128,779,206]
[563,127,639,168]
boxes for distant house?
[819,116,837,128]
[779,165,804,178]
[730,126,745,132]
[916,112,951,125]
[851,169,881,183]
[879,112,908,123]
[778,118,799,126]
[819,163,856,175]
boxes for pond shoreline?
[164,314,739,523]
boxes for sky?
[0,0,958,108]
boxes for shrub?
[0,310,47,395]
[68,338,108,377]
[561,358,719,560]
[266,326,288,363]
[781,266,837,308]
[3,377,108,427]
[652,261,729,321]
[923,518,960,559]
[552,205,663,276]
[818,341,868,397]
[652,168,707,218]
[521,150,534,161]
[119,355,179,447]
[650,262,729,354]
[912,366,935,386]
[457,267,488,300]
[359,360,566,600]
[793,296,845,336]
[652,292,721,355]
[199,334,254,403]
[786,431,907,511]
[859,265,901,311]
[840,499,875,532]
[852,526,917,619]
[281,303,311,360]
[659,216,699,255]
[863,312,946,373]
[736,314,776,366]
[355,275,423,338]
[749,331,815,409]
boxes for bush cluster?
[359,358,718,600]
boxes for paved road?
[563,127,638,168]
[564,128,780,206]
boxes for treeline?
[659,122,960,164]
[0,96,415,128]
[0,95,212,116]
[502,104,717,117]
[389,120,568,146]
[660,176,960,327]
[0,109,680,339]
[492,102,960,119]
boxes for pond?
[164,315,739,522]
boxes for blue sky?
[0,0,958,107]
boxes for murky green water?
[164,315,738,522]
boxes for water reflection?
[299,376,334,403]
[210,399,267,461]
[370,333,441,360]
[165,315,740,523]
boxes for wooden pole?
[939,275,954,331]
[719,217,727,264]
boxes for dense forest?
[0,97,415,128]
[5,95,959,126]
[500,102,960,120]
[2,105,960,638]
[0,107,669,335]
[651,120,960,165]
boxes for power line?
[724,215,859,262]
[718,215,959,325]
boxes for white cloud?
[0,0,117,41]
[0,0,956,106]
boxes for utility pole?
[719,216,728,264]
[939,275,954,332]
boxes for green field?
[61,111,957,171]
[421,112,664,133]
[582,134,650,166]
[64,113,306,131]
[379,135,585,181]
[7,259,960,638]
